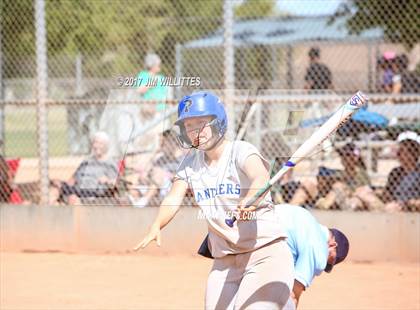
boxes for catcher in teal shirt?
[198,204,350,307]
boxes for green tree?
[333,0,419,49]
[1,0,224,78]
[234,0,277,20]
[1,0,277,80]
[1,0,35,78]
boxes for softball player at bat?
[134,91,295,309]
[198,204,350,308]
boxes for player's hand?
[236,200,257,221]
[132,224,161,251]
[385,201,403,213]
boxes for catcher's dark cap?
[325,228,350,273]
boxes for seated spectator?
[0,155,13,203]
[392,54,420,94]
[377,51,395,93]
[282,143,383,211]
[316,143,383,211]
[50,132,119,205]
[271,164,339,209]
[382,131,420,212]
[129,129,183,207]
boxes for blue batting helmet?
[174,92,227,149]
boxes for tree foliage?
[1,0,275,78]
[235,0,277,20]
[333,0,419,49]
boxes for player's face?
[92,139,107,158]
[150,63,161,74]
[397,143,415,166]
[327,234,337,265]
[183,116,213,149]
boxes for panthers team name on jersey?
[195,183,241,203]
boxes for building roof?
[184,16,383,48]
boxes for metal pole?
[175,44,182,100]
[367,42,373,92]
[35,0,49,205]
[270,46,277,88]
[255,102,262,149]
[286,45,293,90]
[75,53,83,97]
[223,0,235,138]
[374,43,380,92]
[0,11,5,155]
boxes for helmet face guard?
[173,117,224,150]
[173,92,228,150]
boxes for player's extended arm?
[236,154,270,218]
[133,179,188,250]
[291,280,305,308]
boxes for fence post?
[367,43,373,92]
[223,0,235,138]
[35,0,49,205]
[75,53,83,97]
[255,102,262,149]
[286,45,293,90]
[175,44,182,100]
[0,18,4,155]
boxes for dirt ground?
[1,252,418,310]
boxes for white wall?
[1,205,419,262]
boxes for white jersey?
[174,140,286,258]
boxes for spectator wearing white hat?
[50,132,119,205]
[382,131,420,212]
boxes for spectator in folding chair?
[391,54,420,94]
[129,129,184,207]
[272,165,341,210]
[50,132,119,205]
[281,143,383,211]
[316,143,384,211]
[382,131,420,212]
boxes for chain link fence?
[1,0,419,211]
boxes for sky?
[276,0,344,16]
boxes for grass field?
[5,106,68,157]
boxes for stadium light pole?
[223,0,235,139]
[35,0,49,205]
